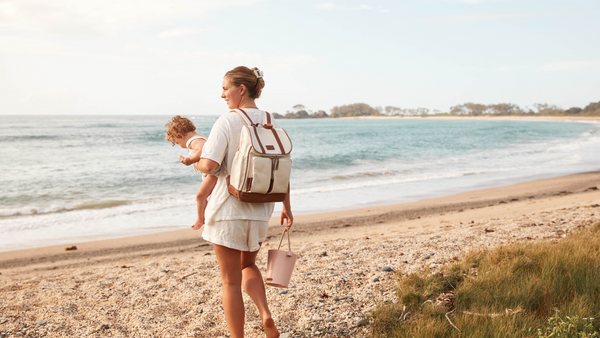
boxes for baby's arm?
[179,138,206,166]
[192,174,218,230]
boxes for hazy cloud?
[316,3,336,9]
[425,13,533,24]
[0,0,263,35]
[315,3,389,12]
[536,61,600,72]
[157,27,216,39]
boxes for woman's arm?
[280,191,293,230]
[197,158,220,175]
[198,117,229,174]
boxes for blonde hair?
[224,66,265,99]
[165,115,196,146]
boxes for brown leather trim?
[259,111,273,129]
[271,129,285,155]
[228,184,287,203]
[281,129,293,154]
[266,145,275,150]
[252,125,266,154]
[266,159,275,194]
[237,108,254,126]
[247,177,253,191]
[242,147,252,191]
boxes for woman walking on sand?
[196,66,293,338]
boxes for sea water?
[1,115,599,251]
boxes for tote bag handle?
[277,229,292,253]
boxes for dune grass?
[370,221,600,337]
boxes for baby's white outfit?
[186,135,207,174]
[200,109,279,252]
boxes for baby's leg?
[192,175,219,230]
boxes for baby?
[165,116,218,230]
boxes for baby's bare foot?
[263,317,279,338]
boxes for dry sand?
[1,172,599,337]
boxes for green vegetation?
[274,104,329,119]
[273,100,600,119]
[330,103,381,118]
[370,221,600,338]
[537,311,600,338]
[447,101,600,116]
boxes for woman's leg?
[241,246,279,338]
[213,244,245,338]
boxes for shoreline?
[1,170,599,280]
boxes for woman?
[197,66,293,338]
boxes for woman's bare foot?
[263,317,279,338]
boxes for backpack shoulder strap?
[263,111,286,155]
[262,111,274,129]
[230,109,254,126]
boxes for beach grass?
[370,221,600,337]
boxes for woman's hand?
[281,208,293,231]
[281,192,293,231]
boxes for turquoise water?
[1,115,599,251]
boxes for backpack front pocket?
[249,157,272,194]
[271,157,292,194]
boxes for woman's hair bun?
[225,66,265,99]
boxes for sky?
[1,0,599,116]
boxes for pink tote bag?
[266,229,297,288]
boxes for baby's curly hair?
[165,115,196,146]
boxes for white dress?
[200,109,278,251]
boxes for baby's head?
[165,115,196,146]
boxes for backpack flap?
[248,125,292,155]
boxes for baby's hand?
[178,155,187,165]
[192,218,204,230]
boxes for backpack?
[228,109,292,203]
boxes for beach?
[1,171,599,337]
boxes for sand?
[1,172,599,337]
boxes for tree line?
[273,100,600,119]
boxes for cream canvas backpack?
[228,109,292,203]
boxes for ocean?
[1,115,599,252]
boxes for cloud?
[536,61,600,72]
[315,2,389,12]
[158,28,195,39]
[316,3,336,9]
[425,13,534,24]
[157,27,216,39]
[0,0,263,35]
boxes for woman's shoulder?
[221,109,263,124]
